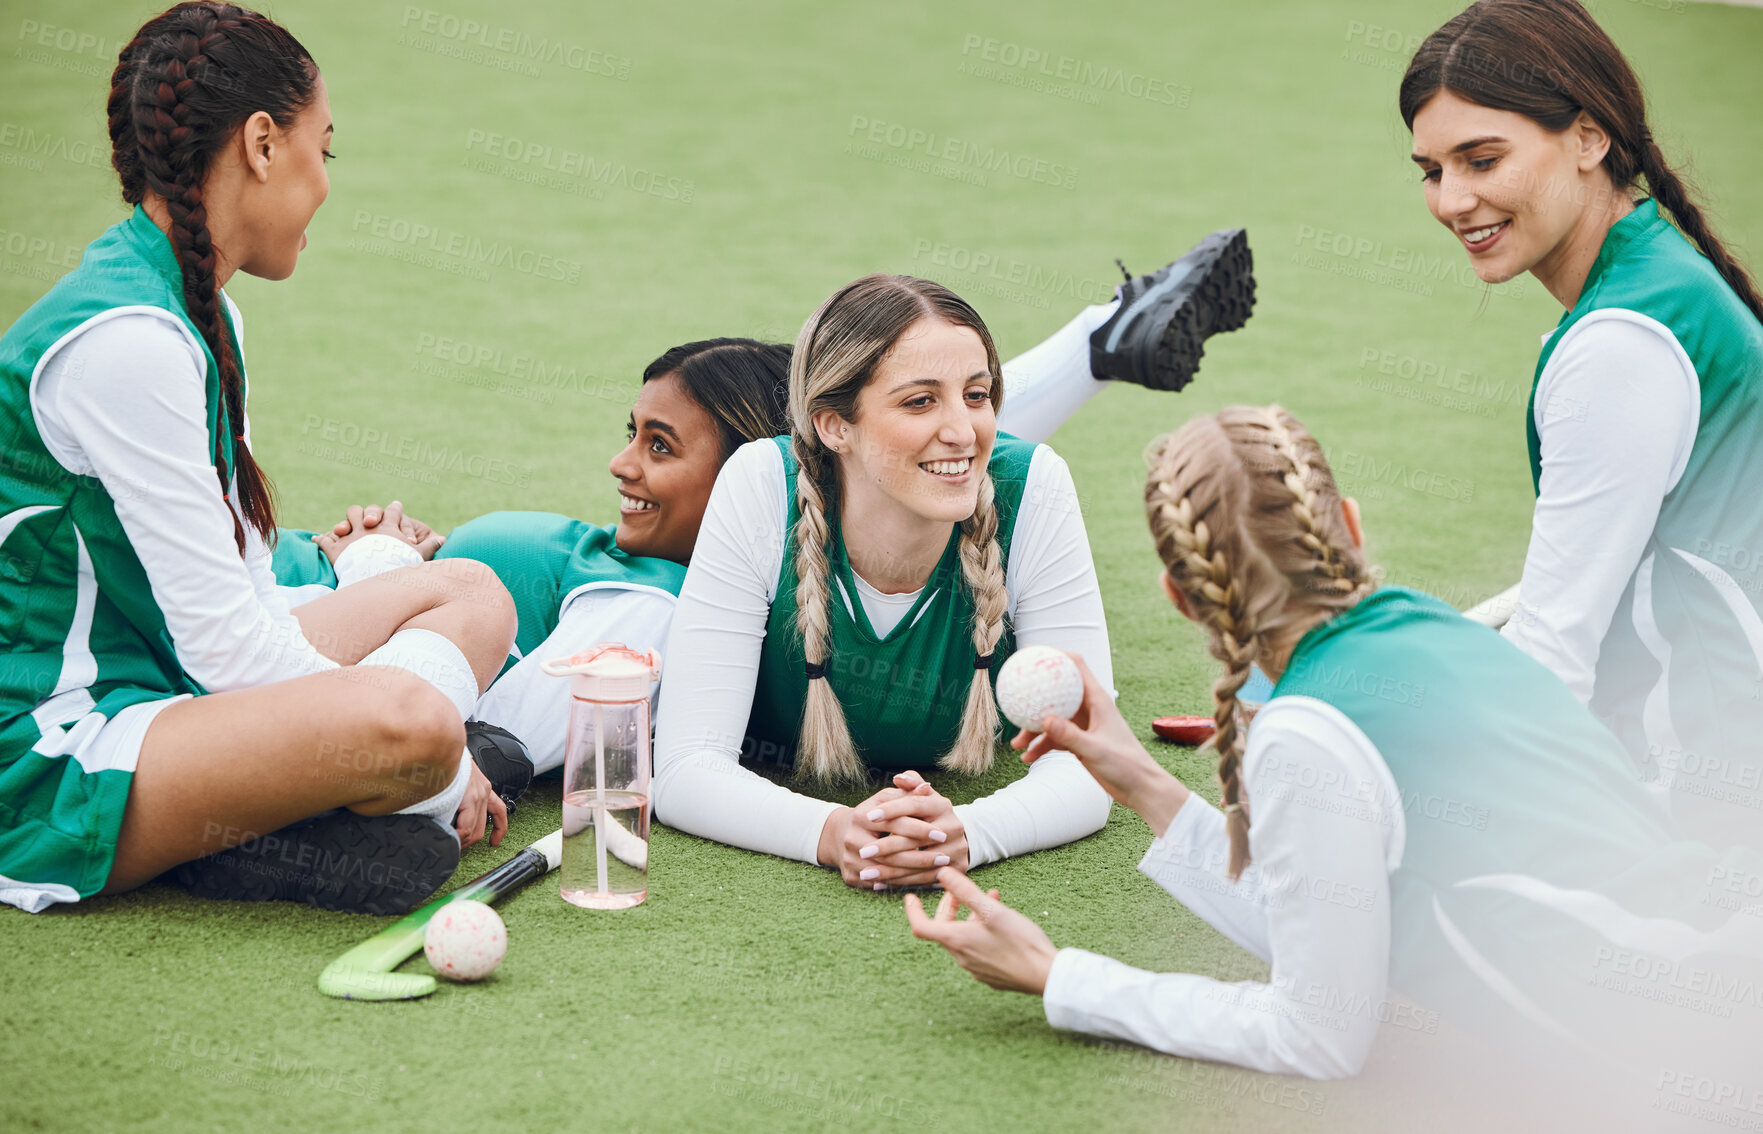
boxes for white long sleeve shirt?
[653,439,1114,867]
[32,300,339,691]
[1502,312,1699,701]
[1042,695,1405,1079]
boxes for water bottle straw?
[593,703,608,897]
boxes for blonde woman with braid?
[272,230,1258,810]
[906,406,1763,1095]
[653,273,1216,888]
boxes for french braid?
[108,3,318,552]
[1145,405,1373,879]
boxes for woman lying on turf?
[270,234,1257,819]
[0,2,523,916]
[650,261,1253,891]
[905,405,1763,1089]
[269,337,794,804]
[1403,0,1763,850]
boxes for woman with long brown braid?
[1403,0,1763,852]
[0,2,518,915]
[905,405,1763,1107]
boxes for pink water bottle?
[542,643,661,909]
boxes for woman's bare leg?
[291,557,516,691]
[102,558,516,892]
[101,667,463,892]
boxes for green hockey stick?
[318,828,562,1000]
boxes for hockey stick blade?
[318,828,562,1000]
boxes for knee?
[368,669,466,788]
[427,557,517,647]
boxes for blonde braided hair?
[947,473,1008,773]
[787,274,1007,783]
[1145,405,1374,877]
[791,430,863,783]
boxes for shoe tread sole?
[173,812,459,916]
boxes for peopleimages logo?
[958,34,1189,106]
[347,210,583,284]
[398,7,631,78]
[846,115,1078,191]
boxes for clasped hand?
[313,500,444,564]
[821,770,969,890]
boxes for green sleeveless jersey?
[744,435,1037,770]
[272,513,686,676]
[1527,199,1763,841]
[0,206,238,897]
[1273,588,1741,1033]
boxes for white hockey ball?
[995,645,1084,732]
[423,899,506,982]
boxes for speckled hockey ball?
[423,898,506,982]
[995,645,1084,731]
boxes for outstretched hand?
[904,868,1056,995]
[1007,652,1189,834]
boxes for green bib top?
[1527,199,1763,826]
[744,435,1037,770]
[272,513,685,676]
[0,206,238,896]
[1273,588,1726,1026]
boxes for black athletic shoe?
[1089,228,1256,392]
[172,811,459,915]
[466,720,533,813]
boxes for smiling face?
[1410,90,1618,286]
[817,317,998,529]
[609,371,725,563]
[236,76,333,281]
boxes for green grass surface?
[3,0,1761,1130]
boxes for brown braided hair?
[108,3,320,551]
[1400,0,1763,325]
[786,274,1007,783]
[1144,406,1375,878]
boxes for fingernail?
[928,829,947,843]
[866,809,885,822]
[934,854,950,867]
[859,867,879,881]
[859,845,879,859]
[873,882,886,891]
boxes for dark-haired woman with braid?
[905,406,1763,1105]
[268,337,796,797]
[1402,0,1763,851]
[0,3,521,914]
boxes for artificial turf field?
[3,0,1761,1130]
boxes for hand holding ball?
[423,898,506,982]
[995,646,1084,732]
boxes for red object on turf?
[1152,715,1215,745]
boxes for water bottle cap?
[541,642,662,702]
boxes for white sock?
[359,628,479,722]
[393,748,471,838]
[358,627,480,834]
[998,299,1119,444]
